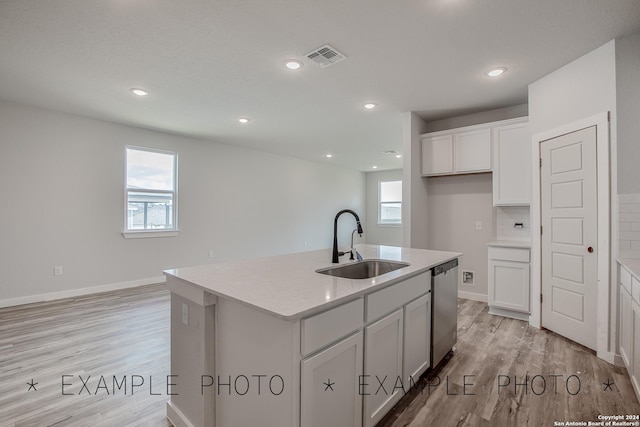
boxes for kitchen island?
[164,244,461,427]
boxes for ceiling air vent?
[305,45,346,67]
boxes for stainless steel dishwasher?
[431,258,458,368]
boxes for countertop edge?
[165,248,462,321]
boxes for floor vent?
[305,45,346,67]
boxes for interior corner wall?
[0,100,365,305]
[402,112,429,249]
[426,174,494,300]
[364,169,403,246]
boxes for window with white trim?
[379,180,402,225]
[125,147,177,233]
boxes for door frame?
[530,112,611,362]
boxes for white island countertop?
[164,244,461,320]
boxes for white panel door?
[301,331,363,427]
[541,126,597,350]
[363,309,403,427]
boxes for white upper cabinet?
[455,128,491,173]
[421,125,491,176]
[421,134,453,175]
[492,120,531,205]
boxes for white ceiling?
[1,0,639,171]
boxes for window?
[379,180,402,225]
[124,147,177,236]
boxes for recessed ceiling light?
[325,153,333,158]
[372,166,378,169]
[284,59,303,70]
[486,67,507,77]
[238,118,250,124]
[395,154,402,158]
[364,103,376,109]
[130,88,149,96]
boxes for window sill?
[122,230,179,239]
[377,223,402,228]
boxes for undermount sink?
[316,259,410,280]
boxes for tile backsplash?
[496,206,531,241]
[619,194,640,260]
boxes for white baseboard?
[458,290,488,303]
[0,276,166,308]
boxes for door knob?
[587,247,594,253]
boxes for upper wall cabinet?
[492,120,530,206]
[421,135,453,175]
[421,128,490,176]
[420,117,530,206]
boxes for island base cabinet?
[403,293,431,384]
[301,331,363,427]
[363,309,404,427]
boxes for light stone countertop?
[164,244,461,320]
[620,258,640,281]
[487,240,531,249]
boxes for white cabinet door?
[363,309,404,427]
[403,293,430,385]
[489,259,530,313]
[301,331,363,427]
[454,128,491,173]
[492,122,531,205]
[421,135,453,176]
[632,301,640,393]
[620,286,633,369]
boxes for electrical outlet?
[182,303,189,325]
[475,221,482,231]
[208,250,214,259]
[54,266,63,276]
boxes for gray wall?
[365,169,403,246]
[0,100,365,304]
[616,32,640,194]
[423,104,528,134]
[426,174,494,300]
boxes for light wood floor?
[1,286,639,426]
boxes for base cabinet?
[363,309,404,427]
[488,246,530,318]
[403,293,431,383]
[301,331,363,427]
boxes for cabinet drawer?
[366,272,430,323]
[301,298,364,356]
[621,264,632,294]
[489,247,530,263]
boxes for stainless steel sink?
[316,259,410,279]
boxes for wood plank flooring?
[1,286,638,426]
[379,299,640,427]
